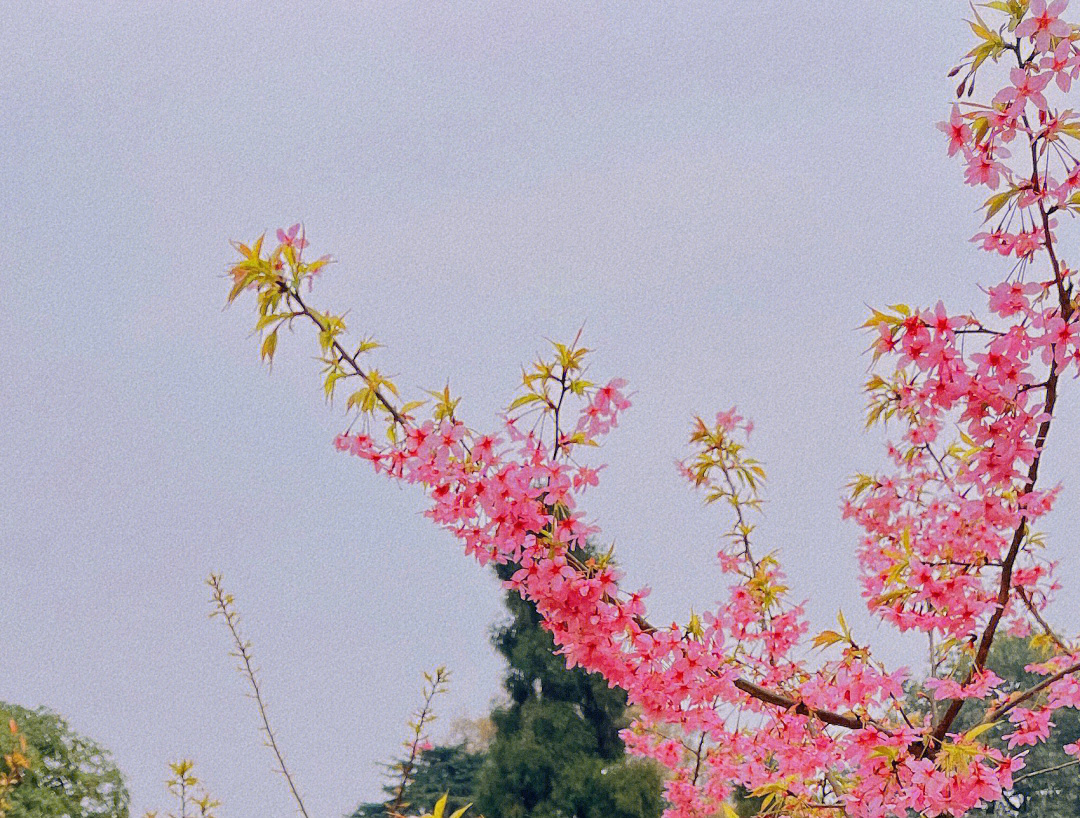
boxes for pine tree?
[352,742,484,818]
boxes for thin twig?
[984,658,1080,724]
[1012,757,1080,784]
[207,573,311,818]
[286,286,405,426]
[388,668,450,818]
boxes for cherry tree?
[225,4,1080,816]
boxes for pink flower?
[1004,708,1054,748]
[1012,226,1047,259]
[714,406,743,432]
[276,223,309,250]
[1016,0,1071,52]
[986,280,1042,316]
[938,105,972,156]
[1040,39,1080,91]
[994,67,1053,114]
[572,464,603,491]
[972,230,1017,256]
[964,149,1005,189]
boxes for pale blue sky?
[5,3,1080,817]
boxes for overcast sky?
[5,3,1080,817]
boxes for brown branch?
[984,658,1080,724]
[717,458,761,572]
[926,111,1072,753]
[733,679,864,730]
[1012,757,1080,784]
[207,574,312,818]
[627,614,866,729]
[628,614,865,730]
[388,668,449,818]
[690,731,707,786]
[922,443,953,487]
[286,285,406,427]
[928,515,1032,750]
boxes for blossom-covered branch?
[225,3,1080,815]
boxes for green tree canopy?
[352,741,484,818]
[0,702,129,818]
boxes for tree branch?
[207,574,312,818]
[927,111,1071,753]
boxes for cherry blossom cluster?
[227,3,1080,816]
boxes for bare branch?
[207,573,311,818]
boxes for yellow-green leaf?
[431,793,448,818]
[508,393,543,411]
[260,330,278,362]
[812,630,843,650]
[964,721,998,742]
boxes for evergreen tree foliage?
[352,742,484,818]
[353,559,665,818]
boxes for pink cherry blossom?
[937,105,971,156]
[1016,0,1071,52]
[229,5,1080,816]
[994,67,1054,114]
[1040,38,1080,90]
[964,148,1005,189]
[1004,707,1054,748]
[276,222,309,249]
